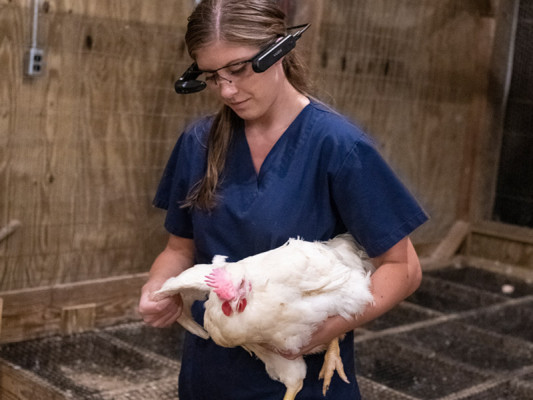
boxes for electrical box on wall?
[25,0,44,78]
[25,47,45,76]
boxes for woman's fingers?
[139,293,183,327]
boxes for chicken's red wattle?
[222,301,233,316]
[237,298,247,313]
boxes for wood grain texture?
[311,0,499,244]
[0,359,67,400]
[0,0,200,291]
[60,303,96,334]
[2,0,529,297]
[0,273,147,343]
[468,221,533,267]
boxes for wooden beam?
[471,220,533,245]
[430,220,471,261]
[0,220,21,243]
[420,255,462,271]
[465,255,533,281]
[468,222,533,268]
[0,273,148,344]
[0,359,67,400]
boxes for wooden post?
[60,303,96,335]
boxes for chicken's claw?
[318,337,349,395]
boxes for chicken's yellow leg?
[318,337,350,395]
[282,382,303,400]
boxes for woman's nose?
[218,80,238,98]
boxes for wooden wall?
[0,0,525,295]
[0,0,220,291]
[310,0,498,243]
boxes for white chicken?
[153,233,374,400]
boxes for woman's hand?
[139,282,183,327]
[279,315,358,360]
[138,234,195,328]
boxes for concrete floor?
[1,259,532,399]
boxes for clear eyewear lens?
[202,60,252,87]
[205,72,233,86]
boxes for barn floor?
[1,260,532,400]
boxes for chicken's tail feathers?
[177,314,210,340]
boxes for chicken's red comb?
[205,268,235,301]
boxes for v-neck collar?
[237,102,313,185]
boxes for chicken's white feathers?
[153,263,215,339]
[200,234,374,351]
[154,233,375,393]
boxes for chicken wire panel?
[459,299,533,343]
[357,375,418,400]
[459,380,533,400]
[425,265,533,298]
[363,301,440,331]
[355,337,487,399]
[99,378,179,400]
[102,321,185,361]
[521,369,533,382]
[406,276,507,313]
[393,320,533,374]
[0,332,177,400]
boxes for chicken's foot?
[282,382,303,400]
[318,337,349,395]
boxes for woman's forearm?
[294,237,422,356]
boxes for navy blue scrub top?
[153,100,428,399]
[154,101,427,261]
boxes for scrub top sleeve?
[332,139,428,258]
[152,133,195,239]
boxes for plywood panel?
[0,0,508,293]
[312,0,499,243]
[0,0,198,290]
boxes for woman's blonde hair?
[182,0,312,210]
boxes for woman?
[139,0,428,399]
